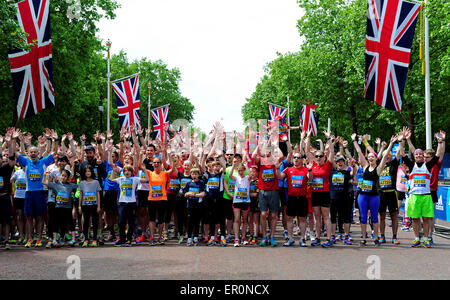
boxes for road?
[1,222,449,281]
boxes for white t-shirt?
[137,170,149,191]
[233,175,250,203]
[113,176,140,203]
[11,169,27,199]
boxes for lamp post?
[99,99,104,132]
[148,82,151,132]
[106,39,112,132]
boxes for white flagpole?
[287,96,291,141]
[424,1,432,149]
[106,39,111,132]
[147,82,151,132]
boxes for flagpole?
[287,96,291,141]
[424,1,432,149]
[106,39,112,132]
[111,73,141,84]
[147,82,151,132]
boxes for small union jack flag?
[8,0,54,120]
[112,75,141,131]
[364,0,421,112]
[268,103,287,128]
[151,104,170,143]
[300,104,319,136]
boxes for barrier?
[436,185,450,222]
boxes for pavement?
[1,218,449,281]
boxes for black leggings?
[165,193,177,224]
[206,196,226,237]
[187,207,203,239]
[330,194,352,225]
[53,207,72,236]
[82,205,99,240]
[175,194,187,235]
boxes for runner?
[11,164,26,245]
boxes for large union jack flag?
[300,104,319,136]
[364,0,421,112]
[112,75,141,131]
[268,103,287,128]
[151,104,170,143]
[8,0,54,120]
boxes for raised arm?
[352,133,368,168]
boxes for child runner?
[183,168,206,246]
[248,166,260,245]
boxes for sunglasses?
[293,156,305,159]
[153,162,161,164]
[315,155,324,158]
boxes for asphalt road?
[1,222,449,280]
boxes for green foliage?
[242,0,449,150]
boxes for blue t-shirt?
[17,154,55,192]
[103,160,120,191]
[182,180,206,209]
[278,159,291,188]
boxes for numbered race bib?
[400,175,407,185]
[379,176,392,189]
[312,178,324,191]
[151,185,163,198]
[56,192,70,205]
[28,172,41,181]
[207,177,220,190]
[83,192,97,205]
[94,167,98,178]
[249,184,257,194]
[291,175,304,188]
[262,169,275,182]
[235,187,249,202]
[121,178,133,197]
[361,180,374,193]
[0,176,3,188]
[331,174,345,186]
[169,179,180,191]
[412,175,427,188]
[16,179,26,190]
[228,180,235,193]
[180,178,192,189]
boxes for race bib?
[235,188,249,202]
[189,187,200,196]
[249,184,257,194]
[312,178,324,191]
[331,174,345,186]
[379,176,392,189]
[56,192,70,205]
[169,179,180,190]
[412,175,427,187]
[16,179,26,190]
[151,185,163,198]
[228,180,235,193]
[28,172,41,181]
[361,180,373,193]
[83,192,97,205]
[0,177,3,188]
[121,178,133,197]
[291,175,304,188]
[180,178,192,189]
[207,177,220,190]
[400,175,407,184]
[262,169,275,182]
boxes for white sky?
[97,0,304,134]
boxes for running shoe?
[46,241,52,249]
[193,237,199,246]
[401,226,410,231]
[344,236,352,245]
[374,239,381,247]
[259,236,268,247]
[269,237,277,247]
[52,240,59,248]
[4,242,11,250]
[220,236,227,247]
[428,236,434,245]
[156,238,165,245]
[178,235,184,244]
[283,230,289,240]
[423,239,431,248]
[250,236,257,245]
[242,236,249,245]
[379,235,386,243]
[162,232,169,242]
[135,233,147,245]
[234,239,240,247]
[348,234,353,241]
[299,238,307,247]
[225,234,233,243]
[203,235,209,243]
[330,235,336,244]
[114,240,126,247]
[214,235,219,243]
[311,238,321,246]
[67,239,76,247]
[148,238,156,246]
[283,237,295,247]
[206,237,216,246]
[90,240,98,247]
[35,239,43,248]
[360,239,367,246]
[411,239,421,247]
[338,233,343,241]
[82,240,89,248]
[392,238,400,245]
[125,240,132,247]
[65,234,71,241]
[187,238,193,247]
[321,240,332,248]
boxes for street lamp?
[99,98,104,132]
[106,39,112,132]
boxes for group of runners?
[0,123,445,250]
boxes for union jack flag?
[300,104,319,136]
[268,103,287,128]
[151,104,170,143]
[8,0,54,120]
[364,0,421,112]
[112,75,141,131]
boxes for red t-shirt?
[257,160,279,191]
[311,160,332,192]
[430,160,442,191]
[283,166,309,196]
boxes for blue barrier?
[436,185,450,222]
[438,153,450,181]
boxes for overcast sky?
[97,0,304,134]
